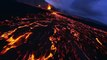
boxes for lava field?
[0,1,107,59]
[0,10,107,60]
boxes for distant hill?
[0,0,48,16]
[0,0,106,31]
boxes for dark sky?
[17,0,48,7]
[46,0,107,25]
[17,0,107,25]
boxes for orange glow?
[51,12,57,15]
[1,45,16,55]
[28,53,35,60]
[47,5,52,10]
[49,36,52,41]
[0,32,32,54]
[51,44,56,51]
[54,28,57,34]
[31,54,35,60]
[25,32,32,39]
[45,53,53,59]
[1,29,17,39]
[1,35,23,54]
[37,53,53,60]
[49,36,55,41]
[25,32,32,43]
[96,38,102,45]
[54,26,60,34]
[27,52,53,60]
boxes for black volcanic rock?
[0,1,107,60]
[0,0,48,16]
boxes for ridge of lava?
[0,2,107,60]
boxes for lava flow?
[47,4,52,10]
[0,4,107,60]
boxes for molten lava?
[0,8,107,60]
[47,4,52,10]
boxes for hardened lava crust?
[0,11,107,60]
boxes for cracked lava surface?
[0,11,107,60]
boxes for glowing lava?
[0,9,107,60]
[47,4,52,10]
